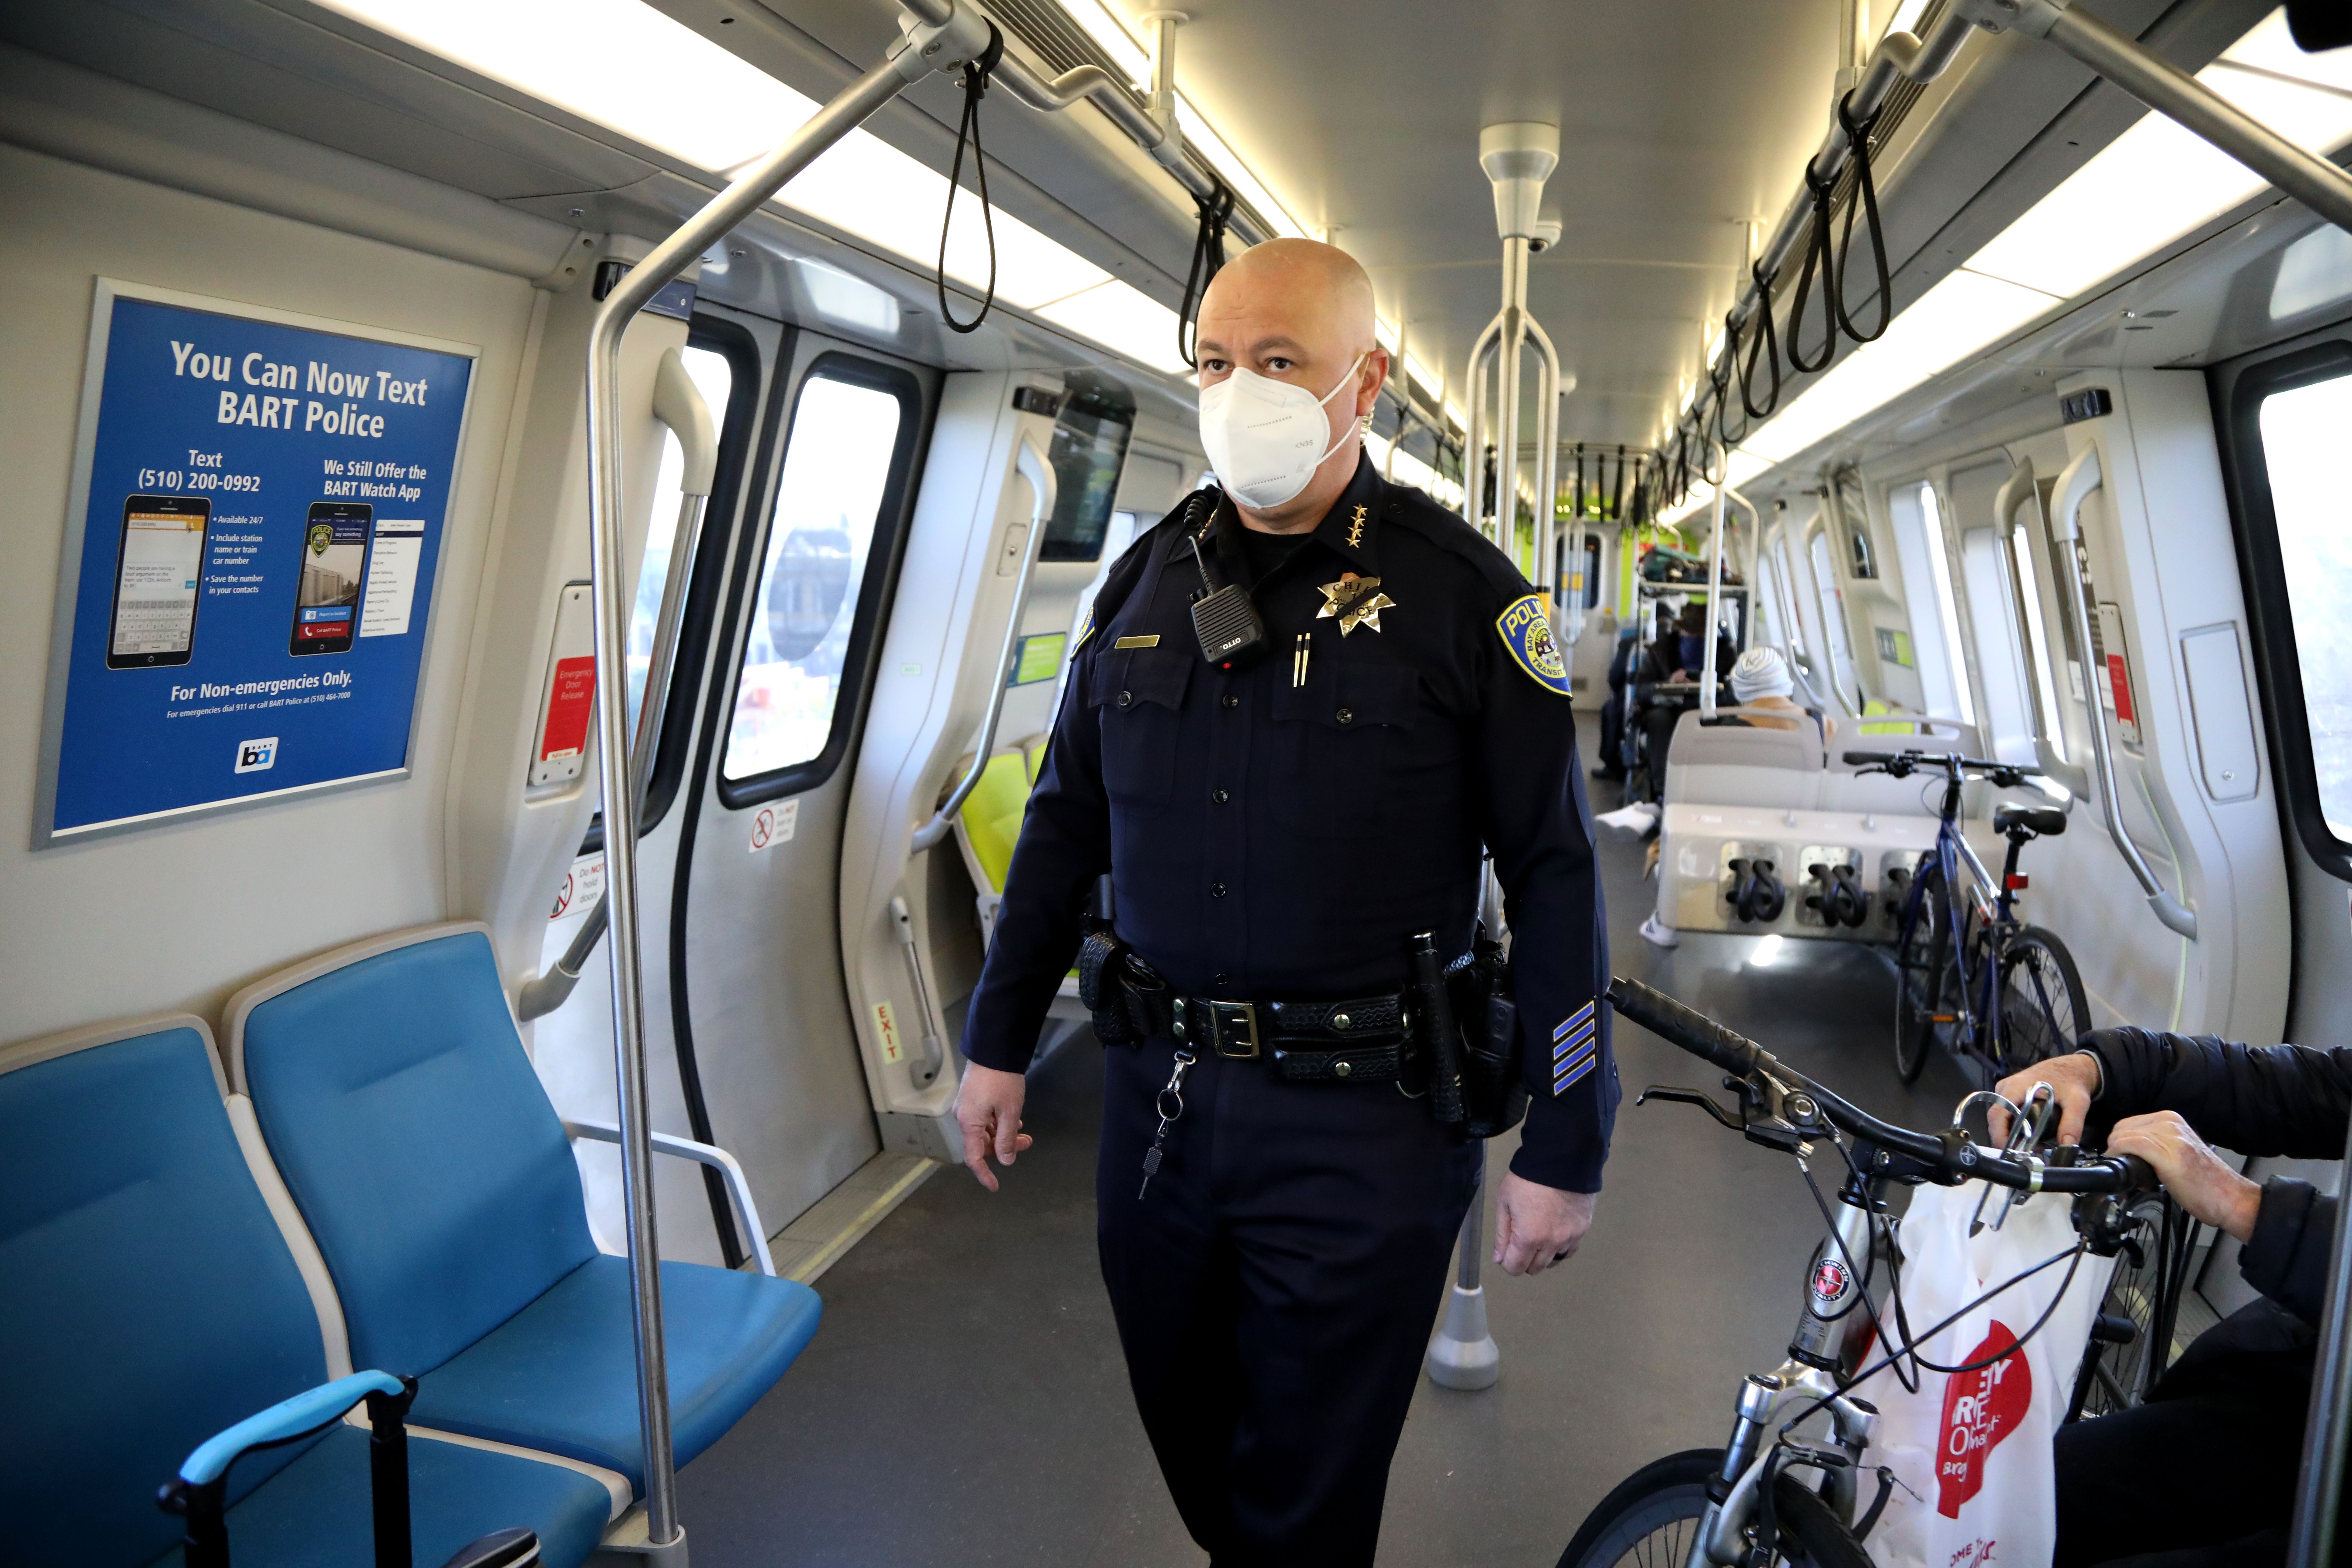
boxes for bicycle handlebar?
[1839,749,2044,777]
[1607,976,2144,1195]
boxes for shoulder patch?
[1497,595,1570,695]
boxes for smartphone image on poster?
[107,493,211,669]
[289,502,372,657]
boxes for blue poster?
[40,282,477,841]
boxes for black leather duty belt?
[1170,993,1415,1084]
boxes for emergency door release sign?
[37,280,476,843]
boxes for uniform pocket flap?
[1272,663,1422,730]
[1089,646,1195,712]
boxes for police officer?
[954,239,1615,1567]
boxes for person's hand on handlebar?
[2105,1112,2263,1242]
[1989,1051,2102,1147]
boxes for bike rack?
[2049,445,2197,941]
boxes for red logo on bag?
[1936,1321,2031,1518]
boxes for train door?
[536,313,937,1268]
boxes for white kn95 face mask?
[1197,353,1366,510]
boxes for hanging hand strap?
[937,23,1006,334]
[1834,93,1893,343]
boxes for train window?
[2256,365,2352,841]
[632,345,735,736]
[721,361,915,786]
[1891,481,1975,724]
[2010,512,2071,765]
[1952,460,2035,763]
[1040,370,1136,564]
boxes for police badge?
[1496,595,1570,695]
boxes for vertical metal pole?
[583,54,914,1549]
[1701,441,1727,720]
[1495,237,1527,561]
[1425,1159,1499,1389]
[1526,317,1561,635]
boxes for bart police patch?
[1497,595,1570,695]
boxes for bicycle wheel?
[1558,1450,1872,1568]
[2067,1194,2170,1419]
[1995,926,2090,1074]
[1893,859,1952,1084]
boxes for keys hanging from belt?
[1138,1047,1198,1199]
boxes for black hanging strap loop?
[1835,93,1893,343]
[1740,263,1783,421]
[1784,158,1840,374]
[1178,182,1237,369]
[936,23,1005,335]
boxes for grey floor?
[678,721,1972,1566]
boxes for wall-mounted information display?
[37,281,476,843]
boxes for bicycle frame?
[1686,1186,1885,1566]
[1893,757,2058,1082]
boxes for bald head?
[1194,239,1388,524]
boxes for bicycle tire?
[2068,1193,2183,1420]
[1558,1449,1872,1568]
[1893,859,1950,1084]
[1994,925,2090,1074]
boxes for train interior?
[6,0,2352,1561]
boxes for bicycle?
[1844,749,2090,1088]
[1558,977,2158,1568]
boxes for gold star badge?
[1316,572,1395,636]
[1346,504,1368,549]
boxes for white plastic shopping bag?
[1865,1181,2116,1568]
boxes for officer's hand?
[1493,1172,1597,1277]
[954,1062,1034,1192]
[2107,1111,2262,1242]
[1988,1051,2101,1147]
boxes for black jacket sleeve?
[2241,1178,2336,1325]
[2082,1026,2352,1158]
[2082,1025,2352,1326]
[1474,598,1616,1193]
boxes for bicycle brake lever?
[1636,1084,1744,1132]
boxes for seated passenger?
[1592,624,1641,783]
[1721,647,1833,746]
[1990,1034,2348,1568]
[1630,603,1738,801]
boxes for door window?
[2255,371,2352,834]
[722,363,913,785]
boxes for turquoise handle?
[178,1370,405,1485]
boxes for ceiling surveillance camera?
[1530,220,1564,252]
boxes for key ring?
[1158,1048,1197,1123]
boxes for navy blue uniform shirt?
[960,454,1618,1192]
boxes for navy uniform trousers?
[1097,1036,1480,1567]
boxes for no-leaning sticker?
[748,798,798,853]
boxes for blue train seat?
[224,923,823,1496]
[0,1015,612,1568]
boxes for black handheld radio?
[1182,491,1270,670]
[1189,535,1269,669]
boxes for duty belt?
[1170,992,1414,1083]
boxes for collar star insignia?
[1345,504,1368,549]
[1316,572,1395,636]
